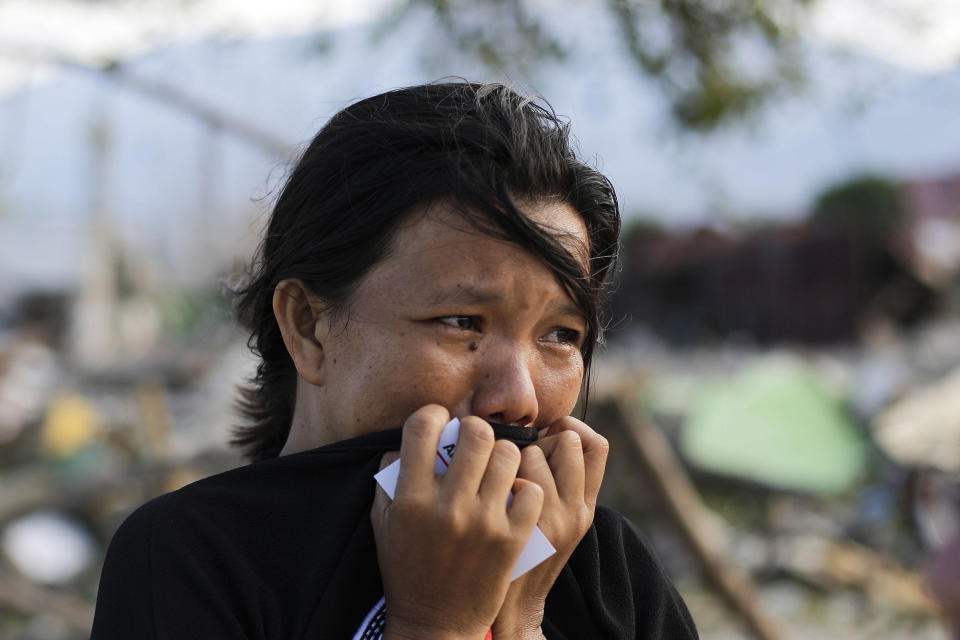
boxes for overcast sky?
[1,0,958,295]
[0,0,958,96]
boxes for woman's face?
[301,200,590,445]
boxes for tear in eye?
[544,328,582,346]
[438,316,480,331]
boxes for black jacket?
[91,428,698,639]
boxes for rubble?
[1,511,96,585]
[1,178,959,638]
[874,367,960,473]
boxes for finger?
[478,439,522,505]
[396,404,450,500]
[370,480,391,545]
[441,416,495,499]
[507,478,543,537]
[518,444,559,509]
[544,417,608,508]
[534,430,585,506]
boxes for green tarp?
[680,360,867,494]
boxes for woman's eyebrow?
[548,301,588,324]
[428,285,504,306]
[429,286,586,323]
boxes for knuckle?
[436,503,469,535]
[478,508,505,534]
[558,430,583,448]
[525,480,545,502]
[404,406,446,435]
[514,480,544,510]
[403,417,433,438]
[576,506,595,533]
[390,497,428,526]
[460,417,494,445]
[491,439,521,464]
[403,417,430,439]
[521,444,546,466]
[597,435,610,456]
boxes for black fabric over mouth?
[489,422,538,449]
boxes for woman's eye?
[544,327,583,346]
[437,316,480,331]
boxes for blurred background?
[1,0,959,638]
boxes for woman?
[91,82,698,639]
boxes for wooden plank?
[606,397,787,640]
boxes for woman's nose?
[469,344,539,427]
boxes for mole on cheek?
[469,342,479,351]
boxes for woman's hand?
[491,416,609,640]
[371,405,545,640]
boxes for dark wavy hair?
[231,82,620,460]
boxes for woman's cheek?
[537,361,585,420]
[392,345,476,408]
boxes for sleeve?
[90,495,255,640]
[542,505,699,640]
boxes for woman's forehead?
[407,199,590,268]
[358,201,589,304]
[519,199,591,267]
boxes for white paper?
[374,418,556,580]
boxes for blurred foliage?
[159,286,233,340]
[620,217,666,245]
[607,0,811,130]
[388,0,814,131]
[377,0,567,75]
[811,175,904,245]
